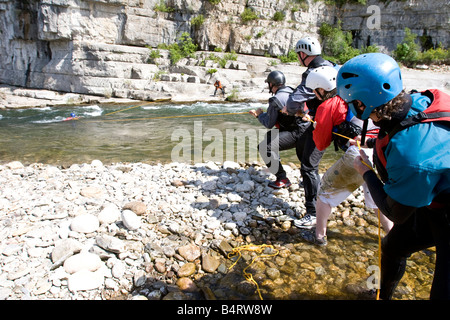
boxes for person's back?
[338,52,450,300]
[379,90,450,208]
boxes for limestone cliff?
[0,0,448,101]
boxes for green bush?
[241,8,258,23]
[154,0,174,13]
[273,11,285,22]
[208,0,221,4]
[394,28,450,66]
[191,15,205,28]
[319,22,378,64]
[168,32,198,64]
[419,45,450,65]
[278,49,298,63]
[147,49,161,64]
[393,28,420,65]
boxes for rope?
[83,111,249,123]
[227,244,280,300]
[65,99,249,122]
[377,209,382,300]
[356,140,382,300]
[327,131,382,300]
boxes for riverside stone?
[177,263,197,277]
[121,210,141,231]
[0,161,435,301]
[63,252,103,274]
[178,244,201,262]
[67,269,104,292]
[98,203,121,225]
[70,214,100,233]
[80,186,104,198]
[202,254,221,273]
[51,238,83,263]
[123,201,147,216]
[96,235,125,254]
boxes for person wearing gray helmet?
[249,70,297,189]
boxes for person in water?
[249,70,297,189]
[338,53,450,299]
[64,113,79,121]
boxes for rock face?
[0,0,448,101]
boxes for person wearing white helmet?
[282,36,338,225]
[285,36,335,117]
[295,66,393,245]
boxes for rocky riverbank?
[0,159,435,300]
[1,62,449,110]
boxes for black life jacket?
[332,108,362,151]
[271,86,298,131]
[374,89,450,184]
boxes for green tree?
[393,28,420,66]
[319,22,377,64]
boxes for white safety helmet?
[305,66,338,92]
[295,36,322,56]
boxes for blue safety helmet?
[337,53,403,120]
[70,113,76,117]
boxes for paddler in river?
[64,113,80,121]
[249,70,299,189]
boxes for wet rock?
[202,253,220,273]
[176,277,198,292]
[177,263,197,277]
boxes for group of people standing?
[249,36,450,300]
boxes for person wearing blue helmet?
[64,112,79,121]
[338,52,450,300]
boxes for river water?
[0,102,435,300]
[0,101,339,168]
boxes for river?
[0,101,339,169]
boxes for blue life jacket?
[374,89,450,208]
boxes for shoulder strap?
[269,96,284,111]
[389,90,450,139]
[375,89,450,174]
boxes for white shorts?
[318,146,377,209]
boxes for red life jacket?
[374,90,450,185]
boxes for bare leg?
[315,198,332,239]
